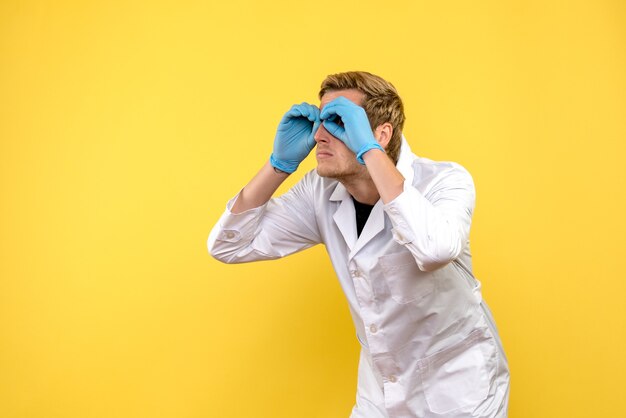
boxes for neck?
[339,176,380,205]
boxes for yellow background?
[1,1,625,417]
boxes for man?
[208,71,510,417]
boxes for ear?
[374,123,393,149]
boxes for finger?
[296,103,317,122]
[304,104,320,122]
[319,104,336,121]
[285,104,307,119]
[320,108,344,130]
[285,103,319,124]
[322,120,346,140]
[320,101,348,121]
[320,96,362,119]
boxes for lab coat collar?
[397,134,416,184]
[329,135,415,257]
[332,192,357,251]
[329,182,350,202]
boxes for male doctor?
[208,71,510,417]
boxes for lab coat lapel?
[330,183,357,251]
[349,200,385,259]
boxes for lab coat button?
[225,231,235,239]
[369,324,378,333]
[350,270,361,278]
[388,375,397,383]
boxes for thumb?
[307,120,321,149]
[322,120,346,141]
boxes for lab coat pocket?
[379,251,435,304]
[418,328,497,415]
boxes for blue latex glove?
[270,103,320,173]
[320,96,384,164]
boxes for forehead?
[320,89,365,109]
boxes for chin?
[316,163,340,179]
[316,166,333,178]
[317,165,354,181]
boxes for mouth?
[316,149,333,159]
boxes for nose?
[314,123,332,144]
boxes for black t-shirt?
[352,196,375,237]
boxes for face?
[315,89,369,180]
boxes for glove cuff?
[270,154,297,174]
[356,143,385,164]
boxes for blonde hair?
[319,71,405,164]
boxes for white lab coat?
[208,138,510,417]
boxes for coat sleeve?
[207,171,322,264]
[383,162,476,272]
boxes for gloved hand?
[320,96,384,164]
[270,103,320,173]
